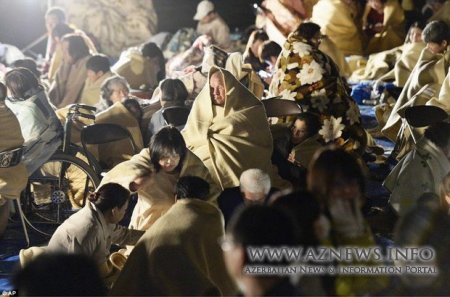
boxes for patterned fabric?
[269,33,366,153]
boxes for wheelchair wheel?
[21,152,100,235]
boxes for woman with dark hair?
[307,146,385,296]
[270,22,366,155]
[147,78,189,138]
[243,29,269,72]
[112,41,165,91]
[4,67,63,175]
[48,33,93,108]
[100,126,219,230]
[48,183,144,277]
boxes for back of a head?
[260,41,282,63]
[140,42,166,82]
[4,67,40,99]
[123,98,143,121]
[45,6,66,23]
[13,253,106,296]
[160,78,188,104]
[0,82,7,101]
[227,205,298,258]
[88,183,130,213]
[239,168,271,195]
[307,146,365,203]
[296,22,321,41]
[86,54,111,74]
[245,30,269,55]
[175,176,210,200]
[424,121,450,149]
[422,20,449,44]
[62,34,90,62]
[271,190,321,247]
[12,58,41,79]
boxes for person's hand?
[183,65,197,74]
[328,198,365,238]
[129,174,152,192]
[192,35,212,51]
[373,23,384,33]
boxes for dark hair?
[227,205,298,265]
[307,146,365,204]
[52,23,74,39]
[422,20,449,44]
[123,98,143,121]
[4,68,40,99]
[424,121,450,149]
[160,78,188,105]
[100,75,129,101]
[149,126,187,172]
[260,41,282,63]
[88,183,130,213]
[405,21,425,43]
[175,176,210,200]
[140,42,166,83]
[86,54,110,73]
[62,34,90,62]
[13,253,106,296]
[292,112,321,138]
[296,22,322,41]
[12,58,41,79]
[244,29,269,57]
[271,190,320,247]
[0,82,7,100]
[45,6,66,23]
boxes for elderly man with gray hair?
[239,168,271,204]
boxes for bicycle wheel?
[21,153,100,235]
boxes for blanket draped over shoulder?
[110,199,237,296]
[95,102,144,169]
[0,102,27,204]
[183,66,288,190]
[427,70,450,113]
[100,148,219,230]
[382,47,450,141]
[269,33,366,153]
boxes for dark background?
[0,0,258,56]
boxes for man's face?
[46,14,60,35]
[209,72,226,107]
[426,41,448,54]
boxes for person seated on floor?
[362,0,406,54]
[269,22,367,155]
[112,41,165,92]
[439,172,450,214]
[307,146,388,296]
[384,121,450,217]
[47,183,144,279]
[96,75,130,113]
[183,66,290,193]
[194,0,231,50]
[48,34,93,108]
[243,29,269,73]
[4,68,62,175]
[222,204,300,296]
[79,54,114,106]
[13,253,107,296]
[111,176,237,296]
[100,126,220,231]
[147,78,189,138]
[0,82,28,238]
[382,20,450,157]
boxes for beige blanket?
[382,47,450,141]
[110,199,237,296]
[100,148,219,230]
[95,102,144,169]
[183,66,287,190]
[0,102,28,204]
[427,70,450,114]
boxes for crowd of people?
[1,0,450,295]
